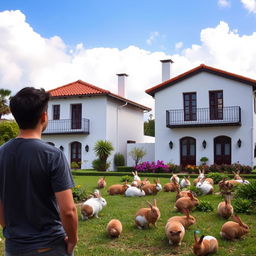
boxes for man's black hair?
[10,87,50,129]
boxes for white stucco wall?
[106,98,145,166]
[154,72,254,166]
[43,96,107,169]
[127,143,155,167]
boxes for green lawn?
[1,175,256,256]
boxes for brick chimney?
[160,59,174,82]
[117,73,128,97]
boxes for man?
[0,87,78,256]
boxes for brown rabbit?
[232,170,242,180]
[167,209,196,229]
[108,182,130,195]
[193,231,218,256]
[135,199,160,229]
[175,192,199,213]
[175,186,191,201]
[220,215,249,240]
[164,178,180,192]
[142,179,162,195]
[165,220,185,246]
[106,219,122,238]
[97,177,106,189]
[217,196,233,219]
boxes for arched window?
[214,136,231,165]
[70,141,82,168]
[180,137,196,166]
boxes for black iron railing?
[42,118,90,134]
[166,106,241,128]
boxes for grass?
[1,176,256,256]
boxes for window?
[53,105,60,120]
[209,91,223,120]
[183,92,197,121]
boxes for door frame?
[180,136,196,166]
[70,141,82,168]
[214,136,231,165]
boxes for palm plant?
[0,89,11,119]
[93,140,114,171]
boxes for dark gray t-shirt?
[0,138,75,253]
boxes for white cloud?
[1,11,256,118]
[175,41,183,50]
[241,0,256,13]
[218,0,231,7]
[146,31,159,45]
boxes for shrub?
[206,172,229,184]
[71,161,80,169]
[134,160,169,173]
[235,180,256,201]
[120,175,133,182]
[114,153,125,167]
[209,163,252,174]
[200,157,208,165]
[184,165,199,174]
[189,186,203,197]
[233,198,254,214]
[92,159,110,172]
[129,147,146,166]
[72,185,87,203]
[167,163,181,173]
[252,169,256,174]
[116,166,134,172]
[196,200,214,212]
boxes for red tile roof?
[146,64,256,96]
[48,80,151,111]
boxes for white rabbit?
[170,174,180,184]
[196,180,213,195]
[180,177,191,188]
[81,192,107,220]
[125,186,145,197]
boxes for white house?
[146,61,256,167]
[42,76,150,169]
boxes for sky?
[1,0,256,117]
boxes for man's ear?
[41,111,47,123]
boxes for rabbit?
[106,219,122,238]
[170,174,180,184]
[180,176,191,188]
[108,182,130,195]
[175,186,191,201]
[81,192,107,220]
[167,209,196,229]
[135,199,160,229]
[196,179,213,195]
[97,177,106,189]
[131,171,141,187]
[175,192,199,213]
[125,186,145,197]
[165,220,185,246]
[232,170,242,180]
[219,178,233,192]
[131,177,150,187]
[193,169,205,186]
[220,215,249,240]
[204,178,214,185]
[163,182,179,192]
[142,179,162,195]
[193,231,218,256]
[217,196,233,219]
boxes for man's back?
[0,138,74,253]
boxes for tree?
[129,147,147,166]
[93,140,114,171]
[0,120,19,145]
[144,114,155,137]
[0,89,11,119]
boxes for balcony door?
[183,93,197,121]
[210,91,223,120]
[71,142,81,168]
[71,104,82,129]
[180,137,196,166]
[214,136,231,165]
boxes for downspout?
[116,102,128,153]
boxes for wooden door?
[180,137,196,166]
[183,93,197,121]
[214,136,231,165]
[210,91,223,120]
[71,142,81,168]
[71,104,82,129]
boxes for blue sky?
[1,0,256,114]
[1,0,255,52]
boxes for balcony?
[43,118,90,135]
[166,106,241,128]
